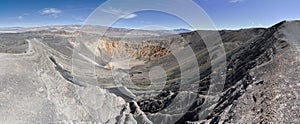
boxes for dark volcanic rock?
[127,21,299,123]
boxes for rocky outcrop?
[124,21,300,123]
[221,21,300,124]
[97,36,187,64]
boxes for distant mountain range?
[0,25,192,35]
[0,27,23,30]
[172,28,192,33]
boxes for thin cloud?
[121,14,137,19]
[229,0,244,3]
[17,13,30,20]
[17,16,23,19]
[40,8,62,18]
[72,15,85,22]
[101,7,137,19]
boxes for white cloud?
[101,7,123,15]
[40,8,62,18]
[17,16,23,19]
[102,7,137,19]
[229,0,244,3]
[121,14,137,19]
[72,15,85,22]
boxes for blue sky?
[0,0,299,30]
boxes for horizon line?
[0,20,295,31]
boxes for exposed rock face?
[0,21,299,124]
[111,21,299,123]
[133,45,170,61]
[97,36,187,63]
[222,21,300,124]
